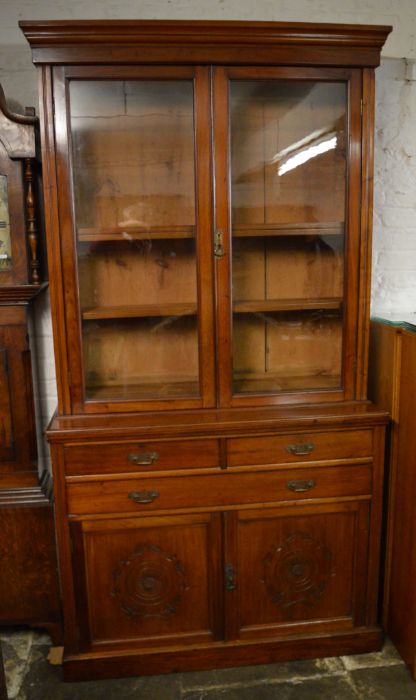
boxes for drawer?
[227,430,373,467]
[64,438,220,476]
[66,464,372,515]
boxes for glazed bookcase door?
[214,67,362,407]
[53,66,215,413]
[224,501,370,640]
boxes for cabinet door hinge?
[225,563,236,591]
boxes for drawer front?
[64,438,220,476]
[66,464,372,515]
[227,430,373,467]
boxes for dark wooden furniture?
[0,85,61,640]
[21,20,390,681]
[369,317,416,679]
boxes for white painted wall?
[0,0,414,469]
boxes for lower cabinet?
[69,500,371,653]
[53,419,386,680]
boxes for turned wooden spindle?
[24,157,40,285]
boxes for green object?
[372,313,416,332]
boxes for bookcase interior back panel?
[78,240,197,311]
[233,311,342,393]
[233,237,344,301]
[83,316,199,400]
[70,80,196,232]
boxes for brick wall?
[373,58,416,313]
[0,0,414,470]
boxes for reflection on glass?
[230,80,347,394]
[276,132,337,176]
[70,80,199,401]
[0,176,12,270]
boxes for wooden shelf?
[82,303,198,321]
[82,300,342,321]
[232,222,344,238]
[86,378,199,401]
[77,222,343,242]
[233,373,340,394]
[233,298,343,314]
[78,225,195,243]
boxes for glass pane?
[230,80,347,394]
[0,176,12,270]
[70,80,199,401]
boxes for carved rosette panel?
[262,532,333,610]
[111,543,188,621]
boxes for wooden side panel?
[386,329,416,677]
[225,501,370,640]
[368,321,399,416]
[368,321,400,626]
[38,65,71,414]
[356,69,375,400]
[71,512,223,649]
[0,347,12,454]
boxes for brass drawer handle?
[287,479,316,493]
[128,490,160,504]
[285,442,315,456]
[128,451,159,466]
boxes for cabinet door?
[0,313,37,469]
[214,67,362,407]
[224,501,369,640]
[70,512,223,650]
[53,66,215,413]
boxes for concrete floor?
[2,630,416,700]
